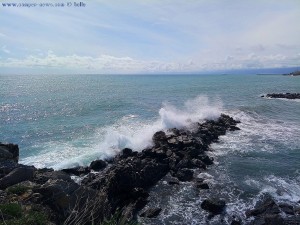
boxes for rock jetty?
[1,114,298,224]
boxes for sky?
[0,0,300,74]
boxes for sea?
[1,74,300,224]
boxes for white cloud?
[1,45,10,54]
[1,50,299,74]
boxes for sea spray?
[20,96,223,169]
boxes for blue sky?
[0,0,300,74]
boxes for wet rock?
[166,177,180,185]
[246,198,280,218]
[62,166,90,176]
[172,168,193,182]
[0,143,19,163]
[0,165,35,189]
[122,148,133,157]
[199,155,214,165]
[279,203,294,215]
[264,93,300,99]
[201,198,226,214]
[195,180,209,189]
[231,220,241,225]
[152,131,167,147]
[89,159,107,171]
[140,207,162,218]
[34,170,72,185]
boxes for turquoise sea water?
[1,74,300,224]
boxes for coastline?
[1,114,299,224]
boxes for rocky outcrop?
[201,198,226,215]
[0,143,19,163]
[262,93,300,99]
[0,114,242,224]
[246,197,300,225]
[140,207,162,218]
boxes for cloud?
[0,1,300,73]
[1,45,10,54]
[1,50,299,74]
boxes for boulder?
[0,161,19,178]
[89,159,107,171]
[172,168,193,182]
[140,207,162,218]
[0,165,35,189]
[62,166,90,176]
[152,131,167,147]
[35,179,101,223]
[0,143,19,162]
[34,170,72,185]
[201,198,226,214]
[246,198,280,217]
[122,148,133,157]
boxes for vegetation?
[0,203,22,219]
[6,185,29,195]
[0,203,48,225]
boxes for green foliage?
[0,203,22,218]
[0,204,48,225]
[6,185,29,195]
[21,211,48,225]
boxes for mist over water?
[1,74,300,224]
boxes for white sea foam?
[20,96,222,169]
[245,175,300,204]
[212,109,300,155]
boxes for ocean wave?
[212,109,300,155]
[20,95,223,169]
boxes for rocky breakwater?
[262,93,300,99]
[0,114,247,224]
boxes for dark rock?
[122,148,133,157]
[0,165,35,189]
[265,93,300,100]
[0,143,19,163]
[196,182,209,189]
[0,161,19,178]
[62,166,90,176]
[89,159,107,171]
[140,207,162,218]
[172,168,193,182]
[34,170,72,185]
[279,203,294,215]
[35,179,100,223]
[201,198,226,214]
[199,155,214,165]
[176,158,194,169]
[166,177,180,185]
[191,159,207,169]
[246,198,280,218]
[231,220,241,225]
[152,131,167,146]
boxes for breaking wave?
[20,96,222,169]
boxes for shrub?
[0,203,22,218]
[6,185,29,195]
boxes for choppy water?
[1,74,300,224]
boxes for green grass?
[0,204,48,225]
[6,185,29,195]
[0,203,22,218]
